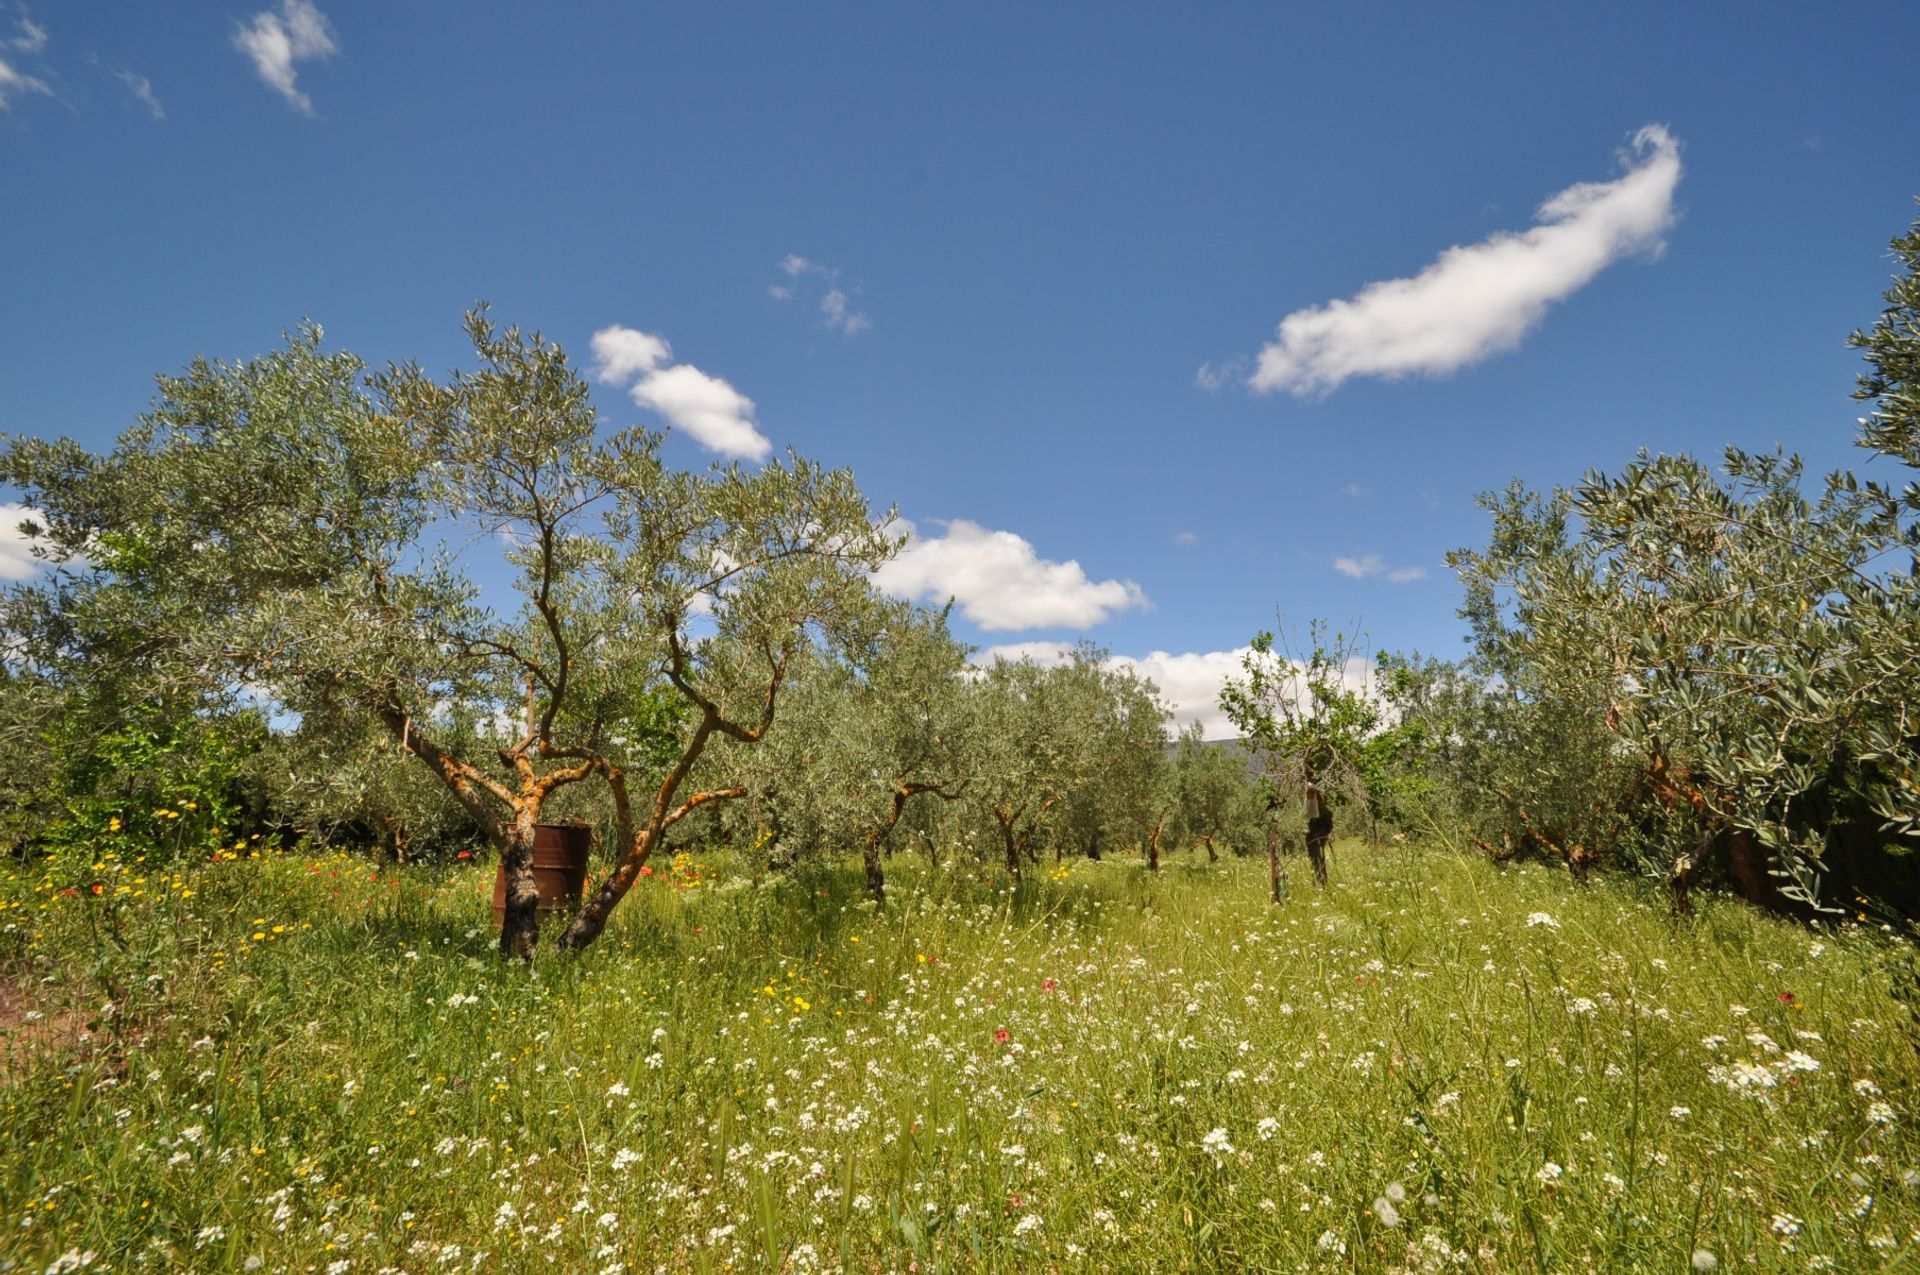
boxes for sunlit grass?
[3,841,1917,1272]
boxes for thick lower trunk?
[558,844,637,951]
[1725,830,1774,908]
[1202,833,1218,863]
[1266,826,1282,904]
[1306,815,1333,887]
[863,832,886,903]
[498,819,541,961]
[1001,819,1021,877]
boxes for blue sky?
[2,2,1917,733]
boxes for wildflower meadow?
[4,840,1916,1272]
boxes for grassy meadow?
[2,841,1918,1273]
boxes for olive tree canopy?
[3,310,896,956]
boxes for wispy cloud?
[233,0,337,116]
[116,69,164,119]
[590,325,773,462]
[1174,530,1199,546]
[0,54,46,107]
[769,255,871,337]
[1332,553,1427,584]
[0,11,48,110]
[873,518,1148,632]
[11,12,45,54]
[1194,356,1246,393]
[1246,125,1683,396]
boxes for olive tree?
[735,601,972,901]
[1221,621,1381,894]
[1168,724,1263,862]
[3,311,894,957]
[965,648,1112,875]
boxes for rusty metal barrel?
[491,823,593,925]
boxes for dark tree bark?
[1306,814,1333,886]
[862,782,963,903]
[1266,825,1284,903]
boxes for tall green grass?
[2,842,1916,1272]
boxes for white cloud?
[0,55,48,108]
[770,255,870,336]
[1333,553,1428,584]
[975,642,1377,740]
[1109,647,1256,739]
[233,0,338,116]
[976,640,1079,668]
[874,518,1149,632]
[1250,125,1683,396]
[590,325,772,462]
[116,70,164,120]
[1194,356,1247,393]
[1174,530,1199,546]
[12,14,46,54]
[0,504,50,580]
[1341,483,1370,498]
[588,326,671,383]
[819,288,870,337]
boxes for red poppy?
[1042,979,1057,993]
[456,850,472,861]
[1778,991,1796,1003]
[994,1028,1010,1044]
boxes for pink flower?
[994,1028,1010,1044]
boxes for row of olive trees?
[1380,204,1920,919]
[0,309,1274,953]
[709,627,1268,901]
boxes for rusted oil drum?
[491,823,593,925]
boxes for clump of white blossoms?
[1692,1250,1718,1271]
[1526,913,1560,929]
[1535,1162,1564,1186]
[1200,1127,1235,1166]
